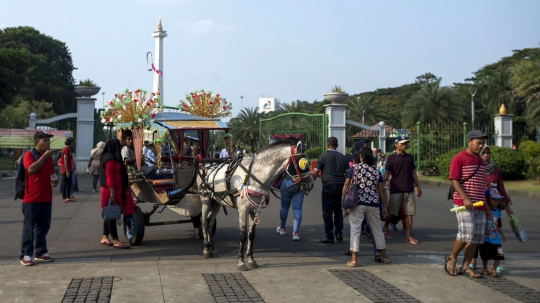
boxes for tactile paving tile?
[203,273,265,303]
[473,276,540,303]
[329,269,421,303]
[61,276,114,303]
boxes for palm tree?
[401,80,468,128]
[278,100,305,113]
[480,65,514,115]
[229,107,265,152]
[510,58,540,106]
[347,94,378,125]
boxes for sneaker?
[34,253,54,262]
[21,256,34,266]
[276,226,286,236]
[292,233,300,241]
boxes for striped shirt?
[449,150,487,210]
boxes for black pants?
[103,220,119,240]
[92,175,99,191]
[20,202,52,258]
[321,183,344,240]
[60,173,72,199]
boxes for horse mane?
[256,140,293,156]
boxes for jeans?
[321,183,344,240]
[70,169,78,195]
[279,178,305,233]
[92,175,99,191]
[20,202,52,258]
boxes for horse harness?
[194,146,311,224]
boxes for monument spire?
[152,19,167,104]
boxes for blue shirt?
[484,209,502,245]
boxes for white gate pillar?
[493,104,513,148]
[325,103,347,155]
[75,96,96,173]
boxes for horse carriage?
[103,89,315,270]
[117,112,227,246]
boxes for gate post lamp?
[469,87,477,128]
[102,92,106,109]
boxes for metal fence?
[259,113,328,160]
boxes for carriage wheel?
[124,206,145,246]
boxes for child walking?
[478,188,506,277]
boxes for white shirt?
[219,148,229,158]
[145,149,156,166]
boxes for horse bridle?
[285,145,312,183]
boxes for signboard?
[0,129,74,149]
[259,97,278,113]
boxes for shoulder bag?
[447,161,481,200]
[342,165,359,209]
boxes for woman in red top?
[99,139,135,249]
[481,146,513,216]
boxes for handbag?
[447,161,481,200]
[102,199,122,221]
[342,165,359,209]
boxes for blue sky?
[2,0,539,116]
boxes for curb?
[418,179,540,200]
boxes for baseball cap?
[395,136,409,144]
[485,188,503,199]
[467,130,488,141]
[34,131,54,141]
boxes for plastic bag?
[509,214,527,242]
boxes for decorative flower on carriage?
[177,89,232,118]
[101,89,161,124]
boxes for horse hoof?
[238,264,248,271]
[211,250,219,258]
[247,261,258,269]
[203,251,212,259]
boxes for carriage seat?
[145,178,175,186]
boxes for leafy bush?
[490,146,525,179]
[420,158,438,172]
[436,148,462,178]
[306,146,323,160]
[525,156,540,180]
[519,141,540,158]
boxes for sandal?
[481,269,489,276]
[113,243,131,249]
[374,253,382,263]
[383,231,393,239]
[382,257,391,264]
[444,255,457,276]
[405,237,419,244]
[460,267,483,279]
[101,240,113,246]
[346,261,357,267]
[490,269,499,278]
[62,199,70,203]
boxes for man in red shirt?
[444,130,488,278]
[20,131,59,266]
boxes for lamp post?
[358,96,366,124]
[240,96,243,112]
[469,87,477,128]
[102,92,106,108]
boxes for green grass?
[419,175,540,193]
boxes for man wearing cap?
[382,136,422,244]
[311,137,350,244]
[20,131,58,265]
[142,140,150,158]
[444,130,488,278]
[60,136,74,203]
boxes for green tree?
[401,80,467,128]
[229,107,265,152]
[347,94,379,125]
[0,26,76,114]
[0,97,56,128]
[0,48,30,108]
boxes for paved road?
[1,175,537,262]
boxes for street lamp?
[469,87,477,128]
[240,96,243,112]
[102,92,106,108]
[358,96,366,124]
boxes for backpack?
[14,149,38,201]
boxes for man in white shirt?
[145,143,156,166]
[219,147,229,158]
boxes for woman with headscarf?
[88,141,105,192]
[480,146,513,215]
[99,139,135,248]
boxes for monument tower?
[152,19,167,103]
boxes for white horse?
[195,141,314,271]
